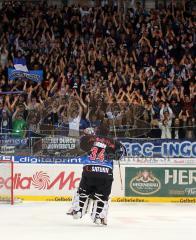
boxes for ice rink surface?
[0,202,195,240]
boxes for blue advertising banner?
[119,139,196,158]
[0,138,28,146]
[8,68,43,83]
[0,155,86,164]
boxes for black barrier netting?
[31,101,151,157]
[0,98,151,157]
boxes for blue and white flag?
[8,57,43,83]
[13,57,28,72]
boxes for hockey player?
[67,125,124,225]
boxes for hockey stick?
[110,106,123,190]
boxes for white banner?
[121,157,196,165]
[2,162,196,200]
[2,164,124,197]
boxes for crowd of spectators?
[0,0,195,139]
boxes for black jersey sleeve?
[80,135,96,153]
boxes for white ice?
[0,202,195,240]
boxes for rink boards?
[15,196,196,203]
[0,157,195,203]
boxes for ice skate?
[94,216,107,226]
[72,210,82,219]
[67,207,82,219]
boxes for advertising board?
[125,167,196,202]
[120,139,196,158]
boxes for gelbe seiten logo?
[129,170,161,195]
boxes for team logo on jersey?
[129,170,161,195]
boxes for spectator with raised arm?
[0,1,194,139]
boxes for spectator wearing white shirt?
[160,103,174,121]
[68,100,82,137]
[158,104,173,139]
[158,117,172,139]
[79,6,91,17]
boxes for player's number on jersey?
[90,147,105,161]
